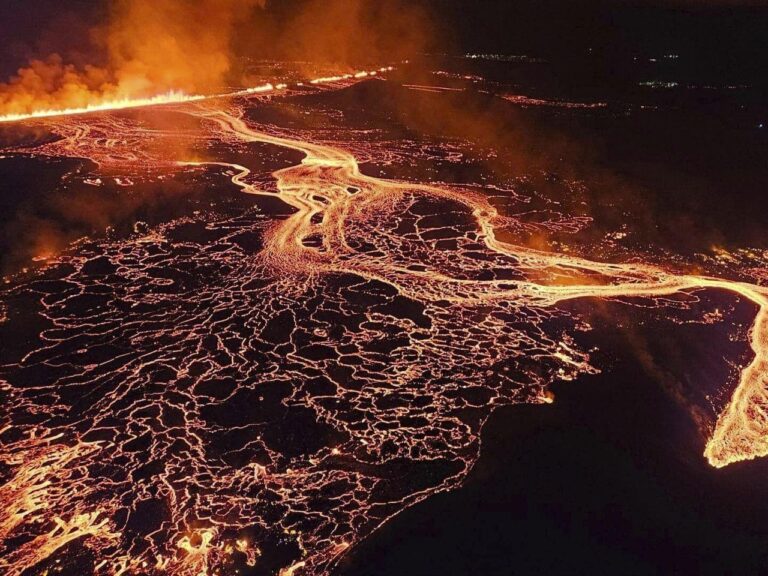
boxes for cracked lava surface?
[1,76,767,576]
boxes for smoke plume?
[0,0,267,116]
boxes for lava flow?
[0,73,767,576]
[186,107,768,470]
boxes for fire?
[0,91,205,124]
[0,1,270,122]
[0,68,396,124]
[310,67,393,85]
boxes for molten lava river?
[0,73,767,576]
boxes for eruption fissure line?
[0,67,395,124]
[0,91,207,124]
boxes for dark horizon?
[2,1,767,72]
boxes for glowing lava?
[0,70,766,576]
[189,108,768,471]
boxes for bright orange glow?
[0,91,205,124]
[1,64,766,576]
[188,108,768,473]
[0,69,395,124]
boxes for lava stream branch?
[193,107,768,469]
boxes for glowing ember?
[501,94,608,109]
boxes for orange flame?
[0,68,395,124]
[0,90,205,123]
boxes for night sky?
[2,1,768,74]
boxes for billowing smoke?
[0,0,267,115]
[266,0,432,67]
[106,0,267,94]
[0,0,433,116]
